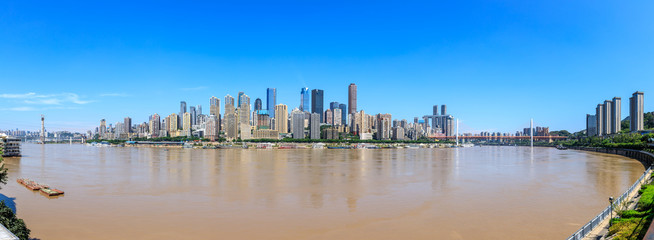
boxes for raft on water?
[40,188,64,196]
[17,178,64,196]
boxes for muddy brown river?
[1,144,645,239]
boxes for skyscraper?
[179,101,187,129]
[254,98,263,111]
[339,103,347,125]
[325,109,333,125]
[333,108,342,126]
[210,96,221,117]
[603,100,612,136]
[275,104,288,133]
[124,117,132,134]
[348,83,357,115]
[310,113,320,139]
[441,105,447,115]
[149,114,161,138]
[300,88,310,112]
[586,114,597,137]
[291,108,305,139]
[183,112,191,136]
[630,91,645,132]
[267,88,276,118]
[196,105,202,115]
[596,104,604,136]
[237,91,245,107]
[330,101,340,110]
[311,89,324,122]
[190,106,197,125]
[432,105,439,115]
[611,97,621,134]
[224,94,234,108]
[205,115,219,141]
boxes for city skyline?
[1,1,654,133]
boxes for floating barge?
[16,178,64,196]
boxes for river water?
[1,144,645,239]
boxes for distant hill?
[621,111,654,130]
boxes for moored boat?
[40,187,64,196]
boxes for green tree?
[0,151,29,239]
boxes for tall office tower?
[310,113,320,139]
[183,112,191,136]
[224,94,235,108]
[210,97,221,131]
[348,83,357,114]
[433,105,439,115]
[238,103,250,125]
[291,108,305,139]
[333,108,342,126]
[442,105,447,115]
[275,104,288,133]
[325,109,333,125]
[239,93,250,108]
[225,111,238,140]
[311,89,324,122]
[100,119,107,135]
[330,101,340,110]
[124,117,132,134]
[630,91,645,132]
[267,88,276,118]
[611,97,621,134]
[596,104,604,136]
[197,105,202,115]
[149,114,161,138]
[205,115,219,141]
[586,114,597,137]
[603,100,612,136]
[254,98,263,111]
[237,91,245,107]
[300,88,310,112]
[339,103,347,125]
[375,114,392,140]
[190,106,197,125]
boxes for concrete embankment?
[565,147,654,240]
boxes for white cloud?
[0,107,37,111]
[0,92,91,105]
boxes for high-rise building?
[196,105,202,116]
[586,114,597,137]
[149,114,161,138]
[210,96,221,116]
[254,98,263,111]
[310,113,320,139]
[311,89,324,122]
[330,101,340,110]
[432,105,439,115]
[348,83,357,115]
[179,101,187,129]
[225,112,238,140]
[190,106,197,125]
[267,88,276,118]
[291,108,305,139]
[123,117,132,134]
[183,112,191,136]
[100,119,107,136]
[630,91,644,132]
[237,91,245,107]
[275,104,288,133]
[376,113,392,140]
[611,97,621,134]
[339,103,347,125]
[333,108,342,126]
[596,104,604,136]
[300,88,310,112]
[325,109,333,125]
[205,115,219,141]
[603,100,612,136]
[224,94,235,108]
[441,105,447,115]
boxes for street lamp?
[609,197,614,227]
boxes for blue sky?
[1,0,653,133]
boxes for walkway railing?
[565,148,654,240]
[0,222,18,240]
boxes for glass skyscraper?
[300,87,310,112]
[311,89,324,123]
[339,103,347,125]
[267,88,276,118]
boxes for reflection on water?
[0,144,645,240]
